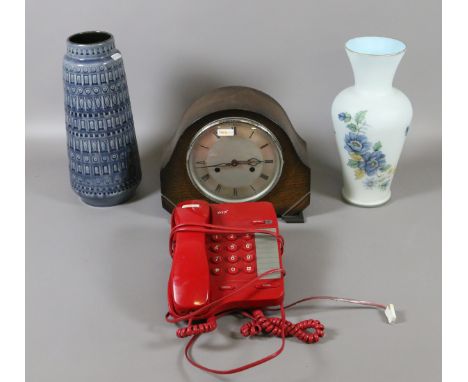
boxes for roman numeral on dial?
[201,174,210,181]
[233,188,238,197]
[215,184,222,193]
[260,173,269,180]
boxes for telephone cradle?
[166,200,396,374]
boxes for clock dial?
[186,117,284,203]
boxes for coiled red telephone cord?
[175,317,218,338]
[240,309,325,343]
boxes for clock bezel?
[185,116,284,203]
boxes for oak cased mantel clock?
[160,86,311,222]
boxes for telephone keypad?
[207,231,267,280]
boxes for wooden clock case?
[160,86,310,222]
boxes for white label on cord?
[111,53,122,61]
[385,304,397,324]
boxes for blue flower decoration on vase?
[338,112,352,122]
[344,133,371,154]
[359,151,386,176]
[364,178,376,189]
[338,110,394,190]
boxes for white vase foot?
[341,188,391,208]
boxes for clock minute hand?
[196,158,265,168]
[195,162,233,169]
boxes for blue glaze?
[346,36,406,56]
[63,31,141,206]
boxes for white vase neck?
[347,49,404,94]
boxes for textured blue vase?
[63,31,141,206]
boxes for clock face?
[186,117,284,203]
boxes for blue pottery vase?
[63,31,141,206]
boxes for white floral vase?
[331,36,413,207]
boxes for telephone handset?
[168,200,284,319]
[168,201,211,313]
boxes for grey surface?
[26,1,441,381]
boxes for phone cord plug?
[176,317,217,338]
[240,310,325,344]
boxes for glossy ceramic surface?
[63,31,141,206]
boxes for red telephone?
[166,200,395,374]
[167,200,284,320]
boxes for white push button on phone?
[211,267,221,275]
[227,266,240,274]
[227,254,239,263]
[243,253,255,262]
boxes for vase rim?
[345,36,406,57]
[67,31,114,47]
